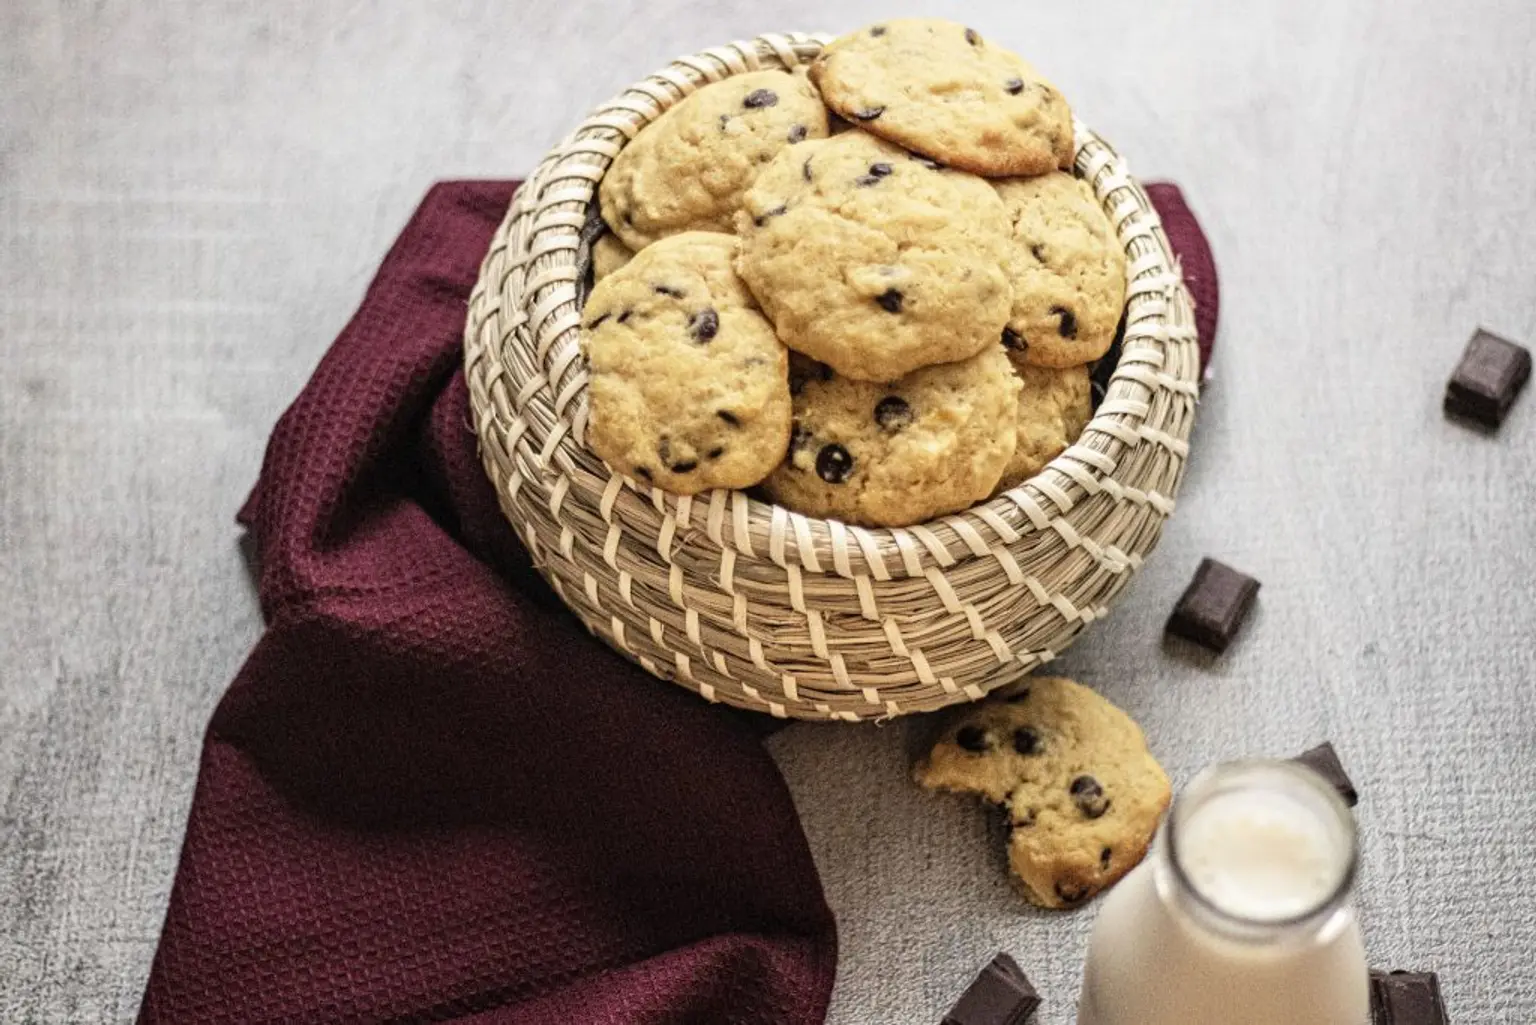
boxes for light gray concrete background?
[3,1,1534,1022]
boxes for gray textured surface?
[3,1,1534,1022]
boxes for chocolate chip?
[965,27,981,45]
[653,284,684,298]
[816,443,854,484]
[1029,243,1047,262]
[873,395,913,432]
[1070,775,1110,819]
[802,157,813,182]
[875,288,903,313]
[853,162,894,187]
[670,459,698,473]
[634,466,653,481]
[716,409,740,426]
[787,123,808,144]
[743,88,778,109]
[617,309,632,324]
[718,113,731,130]
[870,24,886,36]
[1054,881,1091,905]
[1005,77,1025,95]
[706,446,724,460]
[851,106,885,121]
[689,307,719,343]
[956,725,990,752]
[1012,727,1041,756]
[1100,846,1113,869]
[1001,327,1025,352]
[753,204,787,226]
[584,312,611,330]
[1051,305,1079,339]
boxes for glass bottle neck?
[1152,760,1360,947]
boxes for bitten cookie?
[736,130,1012,382]
[995,360,1092,492]
[915,677,1171,909]
[809,19,1073,177]
[591,232,634,282]
[995,171,1127,368]
[599,69,829,251]
[583,232,791,494]
[761,347,1020,526]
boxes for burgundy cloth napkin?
[139,180,1216,1025]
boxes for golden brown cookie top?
[995,360,1093,493]
[735,129,1012,382]
[582,232,791,494]
[810,19,1073,177]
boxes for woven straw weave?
[463,32,1200,721]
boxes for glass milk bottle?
[1077,760,1369,1025]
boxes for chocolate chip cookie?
[583,232,791,494]
[760,346,1019,526]
[809,19,1073,177]
[915,677,1171,909]
[591,232,633,283]
[599,69,829,251]
[995,359,1093,492]
[996,171,1127,368]
[736,130,1012,382]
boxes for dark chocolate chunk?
[867,161,893,178]
[802,157,814,181]
[1001,327,1025,352]
[617,309,633,324]
[670,459,698,473]
[1050,305,1079,339]
[1370,970,1448,1025]
[941,952,1040,1025]
[1100,846,1113,869]
[743,88,778,109]
[1291,742,1359,807]
[705,446,724,460]
[1029,243,1047,262]
[653,284,685,299]
[1444,328,1530,427]
[874,395,914,432]
[875,288,904,313]
[1166,557,1260,653]
[956,725,991,753]
[870,24,886,36]
[688,307,719,343]
[753,204,788,226]
[965,27,982,45]
[1005,77,1025,95]
[787,123,808,143]
[1012,726,1041,755]
[851,106,886,121]
[584,312,611,330]
[1070,775,1109,819]
[716,409,741,427]
[816,443,854,484]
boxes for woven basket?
[464,32,1199,721]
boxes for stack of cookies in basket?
[581,18,1127,528]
